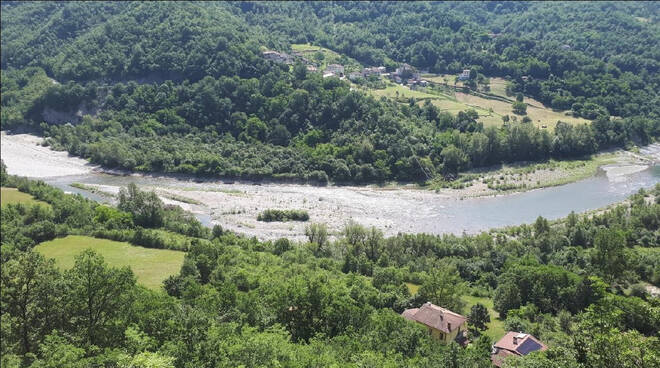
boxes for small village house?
[458,69,471,81]
[401,302,468,345]
[324,63,345,77]
[491,332,547,367]
[348,71,363,81]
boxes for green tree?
[305,223,328,256]
[591,228,627,283]
[0,159,8,186]
[512,101,527,115]
[441,144,468,177]
[494,280,522,318]
[1,251,62,356]
[118,183,164,228]
[418,266,465,313]
[468,303,491,337]
[64,250,136,347]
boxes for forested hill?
[1,1,659,184]
[235,1,660,117]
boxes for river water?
[40,163,660,239]
[3,133,659,239]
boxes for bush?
[257,209,310,222]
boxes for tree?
[0,159,8,186]
[441,144,468,178]
[468,303,491,337]
[305,223,328,256]
[516,93,524,102]
[494,280,521,318]
[64,250,136,347]
[512,101,527,115]
[118,183,164,228]
[591,228,627,283]
[418,266,465,313]
[534,216,550,235]
[0,251,62,355]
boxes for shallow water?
[5,131,658,238]
[41,164,660,238]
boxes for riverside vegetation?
[1,157,659,367]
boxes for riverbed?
[2,132,659,240]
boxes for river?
[2,132,659,240]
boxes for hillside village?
[262,48,433,86]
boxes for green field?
[1,187,50,207]
[372,74,590,130]
[35,235,185,290]
[291,43,363,72]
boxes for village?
[262,48,448,88]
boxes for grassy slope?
[35,235,185,290]
[1,187,50,207]
[291,43,363,72]
[367,74,589,130]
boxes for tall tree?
[64,250,136,347]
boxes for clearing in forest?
[366,77,590,130]
[35,235,185,290]
[0,187,50,208]
[291,43,364,72]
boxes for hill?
[1,1,658,185]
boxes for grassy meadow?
[291,43,363,72]
[369,74,590,130]
[1,187,50,207]
[35,235,185,290]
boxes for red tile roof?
[401,302,466,333]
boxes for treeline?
[3,67,655,183]
[1,163,659,366]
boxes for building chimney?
[513,337,518,345]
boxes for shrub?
[257,209,310,222]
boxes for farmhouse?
[458,69,471,81]
[324,63,345,77]
[401,302,468,345]
[491,332,547,367]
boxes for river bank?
[2,132,659,240]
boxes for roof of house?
[401,302,467,333]
[491,347,516,367]
[493,332,547,357]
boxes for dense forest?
[1,158,659,366]
[2,2,659,183]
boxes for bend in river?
[3,132,659,240]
